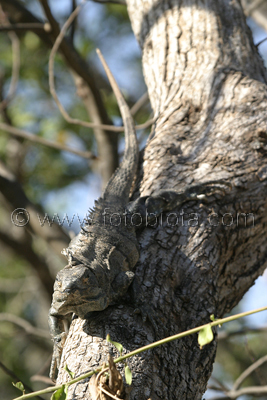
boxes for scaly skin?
[48,50,231,381]
[48,50,139,380]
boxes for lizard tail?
[96,49,139,201]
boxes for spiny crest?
[86,197,109,226]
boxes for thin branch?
[210,376,230,392]
[48,1,154,133]
[130,91,149,116]
[92,0,127,5]
[0,122,96,159]
[0,313,50,339]
[232,354,267,391]
[256,36,267,48]
[30,375,54,385]
[0,360,45,400]
[0,228,55,298]
[70,0,77,43]
[30,356,54,385]
[0,277,38,293]
[244,0,266,15]
[228,385,267,399]
[0,22,50,32]
[0,162,70,258]
[0,6,20,111]
[218,325,267,340]
[11,306,267,400]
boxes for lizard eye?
[56,264,99,294]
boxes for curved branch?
[0,313,50,339]
[0,122,96,159]
[48,5,154,133]
[233,354,267,391]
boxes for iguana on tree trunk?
[48,49,229,381]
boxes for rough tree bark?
[56,1,267,399]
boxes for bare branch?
[0,360,45,400]
[218,325,267,340]
[0,228,55,298]
[0,161,70,257]
[92,0,127,5]
[48,2,154,133]
[2,0,111,126]
[0,6,20,111]
[0,277,39,293]
[130,91,149,116]
[0,22,49,32]
[244,0,266,15]
[228,385,267,399]
[242,0,267,31]
[31,375,54,385]
[0,122,96,159]
[31,355,54,385]
[232,354,267,391]
[0,313,50,339]
[256,36,267,48]
[70,0,77,44]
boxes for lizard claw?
[49,332,67,382]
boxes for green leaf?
[50,385,68,400]
[64,364,75,379]
[210,314,221,327]
[12,382,25,394]
[124,365,132,385]
[106,335,124,355]
[198,324,214,349]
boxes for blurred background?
[0,1,266,399]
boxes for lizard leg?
[127,181,231,227]
[48,312,68,381]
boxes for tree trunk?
[56,1,267,398]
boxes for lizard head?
[51,263,108,318]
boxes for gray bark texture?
[56,0,267,399]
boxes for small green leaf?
[64,364,75,379]
[198,324,214,349]
[12,382,25,394]
[124,365,132,385]
[106,335,124,355]
[210,314,221,327]
[51,385,68,400]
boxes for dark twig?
[0,360,45,400]
[0,162,70,258]
[0,6,20,111]
[70,0,77,43]
[256,36,267,48]
[0,22,50,32]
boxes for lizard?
[48,49,230,381]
